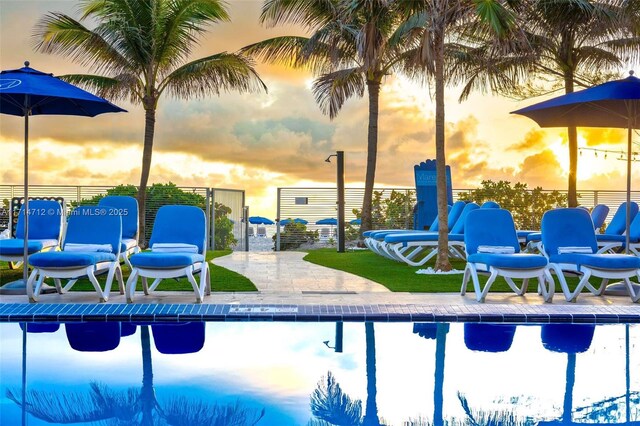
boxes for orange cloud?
[508,129,547,151]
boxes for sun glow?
[550,134,624,181]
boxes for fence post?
[214,188,216,249]
[243,205,250,252]
[337,151,345,253]
[594,190,598,206]
[276,188,281,251]
[205,189,212,250]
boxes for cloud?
[514,150,566,189]
[508,129,547,152]
[580,127,626,147]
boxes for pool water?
[0,322,638,425]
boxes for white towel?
[557,246,593,254]
[477,245,515,254]
[64,243,113,253]
[151,243,199,253]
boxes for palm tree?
[243,0,411,236]
[394,1,519,271]
[33,0,266,245]
[463,0,640,207]
[7,324,265,425]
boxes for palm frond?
[260,0,338,28]
[161,52,267,99]
[6,382,139,424]
[309,371,363,426]
[33,12,130,75]
[161,397,265,426]
[313,67,365,119]
[156,0,231,68]
[240,36,314,68]
[60,73,141,103]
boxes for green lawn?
[304,248,597,293]
[0,250,257,292]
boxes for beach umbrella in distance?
[248,216,275,225]
[0,62,126,293]
[280,218,308,226]
[350,218,362,225]
[511,72,640,254]
[316,217,337,225]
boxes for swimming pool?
[0,321,638,425]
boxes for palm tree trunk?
[564,72,578,207]
[563,353,576,423]
[433,31,451,272]
[138,103,157,248]
[434,323,448,426]
[360,79,381,237]
[362,322,380,426]
[140,325,155,426]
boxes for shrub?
[273,221,318,250]
[75,183,236,250]
[457,180,568,230]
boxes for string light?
[578,146,640,162]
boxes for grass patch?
[0,250,257,292]
[303,248,590,293]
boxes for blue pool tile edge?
[0,303,639,324]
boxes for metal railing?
[0,185,246,250]
[275,187,640,250]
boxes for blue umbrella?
[512,72,640,252]
[350,218,362,225]
[280,218,308,226]
[249,216,275,225]
[0,62,126,293]
[316,217,337,225]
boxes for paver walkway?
[212,251,389,293]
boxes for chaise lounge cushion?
[29,251,117,268]
[549,253,640,270]
[129,252,205,269]
[467,252,548,269]
[0,239,44,255]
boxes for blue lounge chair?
[151,322,206,354]
[98,195,140,269]
[595,201,639,252]
[0,199,63,268]
[464,323,517,352]
[541,208,640,303]
[541,324,595,354]
[65,322,121,352]
[590,204,610,232]
[383,202,479,266]
[125,205,210,303]
[461,208,552,302]
[26,206,124,302]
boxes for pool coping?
[1,302,638,324]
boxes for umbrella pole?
[625,120,632,255]
[22,108,29,289]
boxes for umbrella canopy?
[350,218,362,225]
[0,62,126,292]
[316,217,337,225]
[248,216,275,225]
[280,218,308,226]
[512,72,640,252]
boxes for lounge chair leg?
[461,264,472,296]
[125,270,139,303]
[478,269,498,302]
[26,268,40,303]
[115,265,124,294]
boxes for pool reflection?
[0,321,638,426]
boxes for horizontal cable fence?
[275,187,640,250]
[0,185,246,251]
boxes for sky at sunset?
[1,1,638,218]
